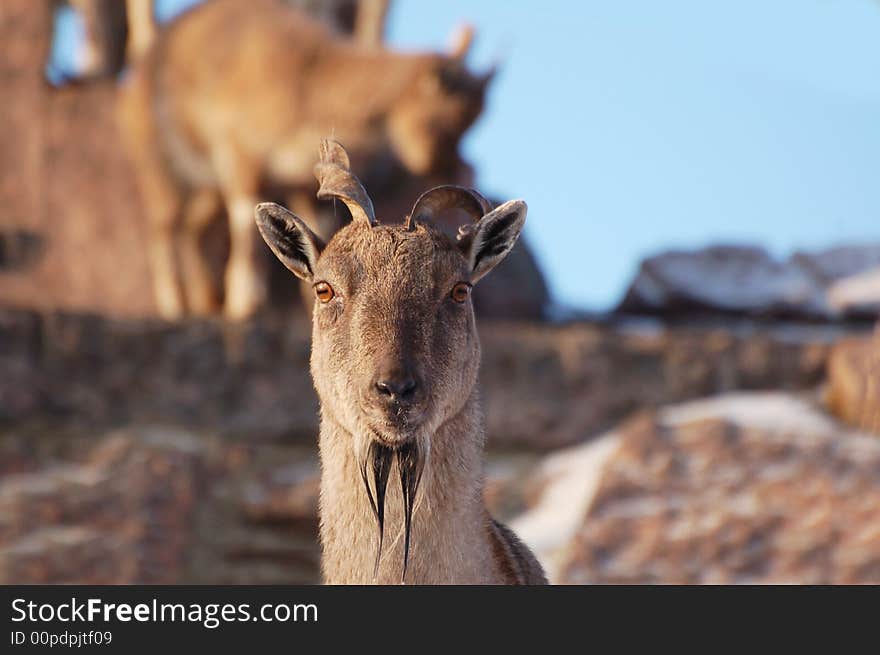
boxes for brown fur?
[489,518,549,585]
[53,0,155,78]
[117,0,491,321]
[254,140,547,584]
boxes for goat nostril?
[375,377,417,401]
[399,378,416,398]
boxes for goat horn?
[447,23,475,61]
[405,185,492,231]
[314,139,377,226]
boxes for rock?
[0,0,50,254]
[618,244,880,320]
[827,268,880,317]
[618,246,822,317]
[0,428,328,584]
[240,461,320,524]
[479,320,833,449]
[794,246,880,318]
[515,392,880,584]
[483,452,544,519]
[508,433,620,580]
[826,333,880,435]
[792,245,880,285]
[0,430,202,583]
[473,239,549,320]
[0,423,550,584]
[0,527,132,584]
[0,309,842,451]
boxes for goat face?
[387,58,493,177]
[255,142,525,452]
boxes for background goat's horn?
[405,185,492,231]
[314,139,377,226]
[447,23,475,61]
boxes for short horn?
[447,23,475,61]
[405,185,492,231]
[314,139,377,226]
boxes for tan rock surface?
[518,392,880,584]
[1,310,840,450]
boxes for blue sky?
[51,1,880,310]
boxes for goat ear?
[254,202,324,281]
[463,199,527,284]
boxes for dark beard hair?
[359,439,424,582]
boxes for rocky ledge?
[619,244,880,321]
[0,308,850,451]
[514,392,880,584]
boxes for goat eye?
[314,282,335,303]
[450,282,472,303]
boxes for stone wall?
[0,310,843,451]
[0,427,321,584]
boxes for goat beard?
[358,438,425,583]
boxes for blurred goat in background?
[54,0,377,79]
[52,0,156,78]
[117,0,493,320]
